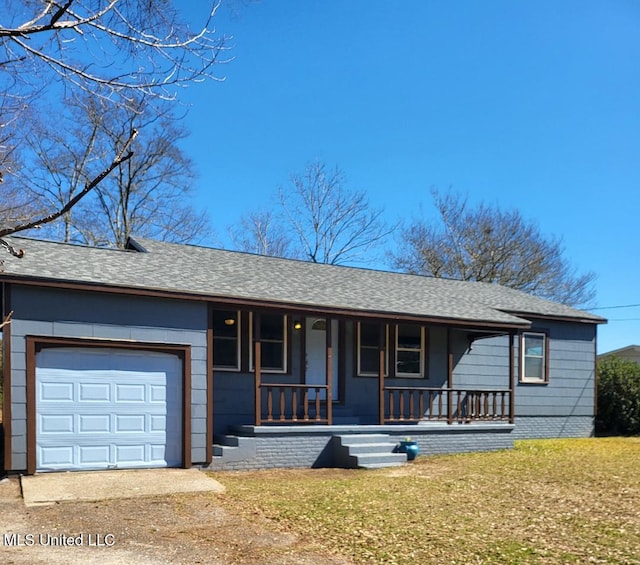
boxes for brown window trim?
[211,309,293,376]
[355,321,389,378]
[25,336,192,475]
[394,323,428,379]
[211,308,242,372]
[519,330,550,384]
[355,322,429,379]
[248,312,290,375]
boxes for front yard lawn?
[210,438,640,564]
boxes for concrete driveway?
[20,468,225,507]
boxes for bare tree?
[0,128,137,258]
[0,1,227,107]
[272,161,394,265]
[18,98,102,243]
[28,95,210,248]
[0,1,227,256]
[228,210,293,258]
[390,188,596,307]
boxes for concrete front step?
[345,442,399,455]
[334,434,408,469]
[335,433,393,443]
[211,435,256,463]
[354,453,408,469]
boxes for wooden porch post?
[509,331,515,424]
[378,323,386,425]
[254,312,262,426]
[326,317,333,425]
[447,327,454,424]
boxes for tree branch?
[0,310,13,330]
[0,128,138,247]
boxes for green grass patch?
[210,438,640,564]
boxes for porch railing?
[254,384,511,425]
[258,384,330,424]
[384,386,511,424]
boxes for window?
[357,322,388,376]
[521,332,548,383]
[250,313,287,373]
[212,310,240,370]
[396,325,425,377]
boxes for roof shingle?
[1,236,605,327]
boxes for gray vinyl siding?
[452,332,510,389]
[513,321,595,437]
[213,373,255,434]
[342,321,379,424]
[7,286,208,471]
[450,320,595,437]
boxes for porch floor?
[231,421,515,436]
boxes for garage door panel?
[78,445,111,466]
[39,414,74,434]
[150,385,166,402]
[150,415,167,432]
[79,414,111,433]
[115,383,146,402]
[39,381,75,402]
[150,444,170,462]
[79,383,111,402]
[39,446,75,468]
[36,347,183,472]
[115,444,146,465]
[115,414,146,433]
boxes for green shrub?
[596,355,640,435]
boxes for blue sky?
[178,1,639,354]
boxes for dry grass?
[210,438,640,564]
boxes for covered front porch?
[210,301,525,471]
[225,309,519,428]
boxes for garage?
[35,347,183,472]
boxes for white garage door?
[36,347,182,472]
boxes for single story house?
[597,345,640,367]
[1,236,605,474]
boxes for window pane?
[360,323,379,347]
[262,342,284,370]
[261,314,284,341]
[524,357,543,380]
[213,310,239,369]
[524,334,544,357]
[214,339,238,368]
[212,310,238,338]
[397,350,420,374]
[311,319,326,331]
[397,325,421,349]
[360,348,379,374]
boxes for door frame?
[25,336,192,475]
[304,318,340,401]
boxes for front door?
[305,318,339,400]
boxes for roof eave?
[1,274,530,331]
[503,310,607,325]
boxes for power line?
[588,303,640,311]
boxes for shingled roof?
[1,236,605,328]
